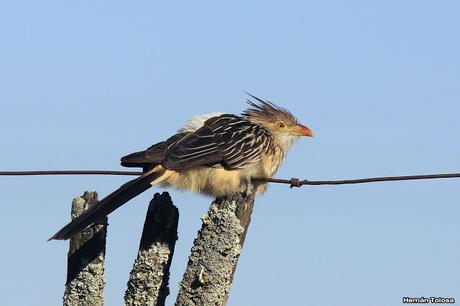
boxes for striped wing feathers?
[164,114,271,170]
[120,132,188,167]
[121,114,271,170]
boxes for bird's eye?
[278,122,285,128]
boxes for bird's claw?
[289,177,302,188]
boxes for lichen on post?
[175,183,256,306]
[124,192,179,306]
[63,191,107,306]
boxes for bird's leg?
[241,179,253,197]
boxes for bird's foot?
[244,179,254,195]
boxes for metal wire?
[1,170,459,187]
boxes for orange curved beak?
[292,124,313,137]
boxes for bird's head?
[242,94,313,151]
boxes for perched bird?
[50,94,313,240]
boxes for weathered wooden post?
[124,192,179,306]
[175,183,256,306]
[61,184,255,306]
[63,191,107,306]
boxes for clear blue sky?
[1,1,459,305]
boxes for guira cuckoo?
[50,95,313,240]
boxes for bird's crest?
[242,93,299,127]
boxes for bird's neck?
[264,134,298,176]
[261,141,285,177]
[274,134,298,156]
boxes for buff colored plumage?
[50,94,313,240]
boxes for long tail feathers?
[49,167,166,240]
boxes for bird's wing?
[163,114,272,170]
[120,132,189,167]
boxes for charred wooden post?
[124,192,179,306]
[63,191,107,306]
